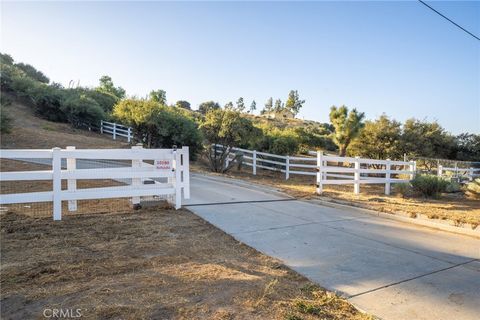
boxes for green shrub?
[394,183,412,198]
[61,95,105,128]
[0,105,12,134]
[410,175,448,198]
[466,179,480,197]
[445,181,461,193]
[34,85,68,122]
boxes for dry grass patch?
[1,208,370,320]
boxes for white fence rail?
[100,120,133,142]
[215,145,416,195]
[438,165,480,181]
[0,146,190,220]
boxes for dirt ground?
[0,208,370,320]
[192,159,480,227]
[1,102,129,149]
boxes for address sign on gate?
[155,159,172,171]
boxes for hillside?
[1,101,128,149]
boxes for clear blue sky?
[1,1,479,134]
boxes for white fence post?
[131,144,142,207]
[127,127,132,143]
[52,147,62,221]
[174,149,182,209]
[316,151,323,194]
[438,165,443,177]
[66,146,77,211]
[385,159,391,195]
[100,120,104,134]
[182,146,190,199]
[469,167,474,181]
[354,156,360,194]
[285,156,290,180]
[253,150,257,175]
[410,161,416,180]
[113,123,117,140]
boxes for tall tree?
[175,100,191,110]
[224,101,234,110]
[149,89,167,105]
[262,97,273,114]
[97,75,126,99]
[249,100,256,113]
[198,101,221,114]
[274,99,284,112]
[285,90,305,116]
[329,105,365,156]
[236,97,245,112]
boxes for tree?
[455,133,480,161]
[198,101,221,114]
[61,95,105,128]
[175,100,191,110]
[401,119,455,159]
[236,97,245,112]
[348,115,403,159]
[285,90,305,116]
[97,75,126,99]
[149,89,167,105]
[262,97,273,114]
[249,100,256,113]
[224,101,234,110]
[329,105,365,156]
[274,99,284,112]
[200,109,259,172]
[113,99,202,158]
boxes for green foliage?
[262,97,273,114]
[175,100,191,110]
[394,183,413,198]
[198,101,221,114]
[0,95,13,134]
[61,95,105,128]
[249,100,256,113]
[295,300,321,315]
[14,62,49,83]
[455,133,480,161]
[0,53,14,65]
[97,75,126,99]
[402,119,456,159]
[410,175,448,198]
[349,115,402,159]
[149,89,167,105]
[236,97,245,112]
[445,181,461,193]
[113,99,202,158]
[285,90,305,116]
[466,179,480,197]
[329,105,365,156]
[274,99,284,112]
[34,85,68,122]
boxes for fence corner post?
[385,159,391,195]
[131,144,142,207]
[52,147,62,221]
[253,150,257,175]
[113,123,117,140]
[100,120,103,134]
[66,146,77,211]
[285,155,290,180]
[354,156,360,195]
[127,127,131,143]
[316,151,323,194]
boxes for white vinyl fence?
[215,145,416,195]
[438,165,480,181]
[100,120,133,142]
[0,146,190,220]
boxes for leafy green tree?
[329,105,365,156]
[401,119,455,159]
[34,85,68,122]
[262,97,273,114]
[15,63,49,83]
[149,89,167,105]
[0,53,14,65]
[348,115,403,159]
[198,101,221,114]
[274,99,284,112]
[97,75,126,99]
[224,101,234,110]
[249,100,256,113]
[285,90,305,116]
[175,100,191,110]
[200,109,259,172]
[61,95,105,128]
[236,97,245,112]
[455,133,480,161]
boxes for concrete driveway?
[186,173,480,320]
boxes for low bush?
[394,183,412,198]
[445,181,462,193]
[466,179,480,198]
[410,175,448,198]
[61,95,106,128]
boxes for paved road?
[186,173,480,320]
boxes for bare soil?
[1,208,369,320]
[193,159,480,227]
